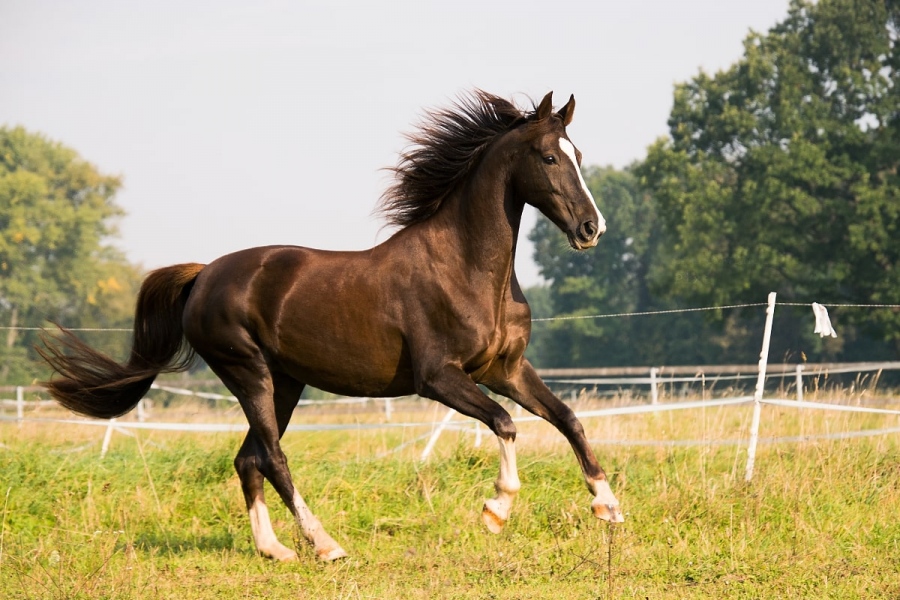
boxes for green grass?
[2,398,900,598]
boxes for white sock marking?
[590,478,619,505]
[291,490,322,540]
[248,498,288,556]
[483,436,521,533]
[488,437,521,520]
[496,436,521,497]
[291,489,347,559]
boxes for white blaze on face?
[558,137,607,234]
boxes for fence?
[538,361,900,403]
[2,293,900,480]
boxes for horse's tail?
[38,263,206,419]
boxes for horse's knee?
[566,414,585,438]
[493,413,517,441]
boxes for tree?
[637,0,900,349]
[0,126,140,382]
[529,0,899,367]
[528,164,756,368]
[528,166,669,367]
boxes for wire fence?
[2,294,899,476]
[4,298,900,332]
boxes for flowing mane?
[379,91,537,228]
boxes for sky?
[1,0,791,287]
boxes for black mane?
[379,91,538,228]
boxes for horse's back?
[182,245,415,396]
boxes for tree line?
[526,0,899,368]
[1,0,898,383]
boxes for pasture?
[2,392,900,599]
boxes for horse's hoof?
[591,500,625,523]
[481,500,507,534]
[590,479,624,523]
[317,545,349,562]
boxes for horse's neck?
[430,153,523,285]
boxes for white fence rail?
[3,293,900,476]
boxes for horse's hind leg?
[235,432,297,561]
[233,372,302,560]
[269,374,347,561]
[227,368,346,561]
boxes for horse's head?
[512,92,606,250]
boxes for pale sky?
[1,0,790,287]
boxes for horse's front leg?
[484,359,624,523]
[481,435,520,534]
[415,365,521,533]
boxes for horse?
[39,91,624,562]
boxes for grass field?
[2,393,900,599]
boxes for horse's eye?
[543,155,556,165]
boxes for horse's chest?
[464,314,525,379]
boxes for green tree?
[528,165,748,368]
[528,166,668,367]
[637,0,900,350]
[0,126,140,382]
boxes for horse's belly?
[273,325,415,398]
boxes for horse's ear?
[557,94,575,126]
[536,92,554,121]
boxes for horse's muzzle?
[571,219,604,250]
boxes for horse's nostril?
[579,221,597,240]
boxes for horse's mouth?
[568,234,600,251]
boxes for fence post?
[474,421,482,448]
[650,367,659,405]
[137,399,146,422]
[101,418,117,459]
[795,364,804,402]
[16,386,24,427]
[745,292,777,482]
[384,397,392,422]
[420,408,456,463]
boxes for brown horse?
[39,91,624,562]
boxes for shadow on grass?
[131,530,242,555]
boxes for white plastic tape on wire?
[812,302,838,338]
